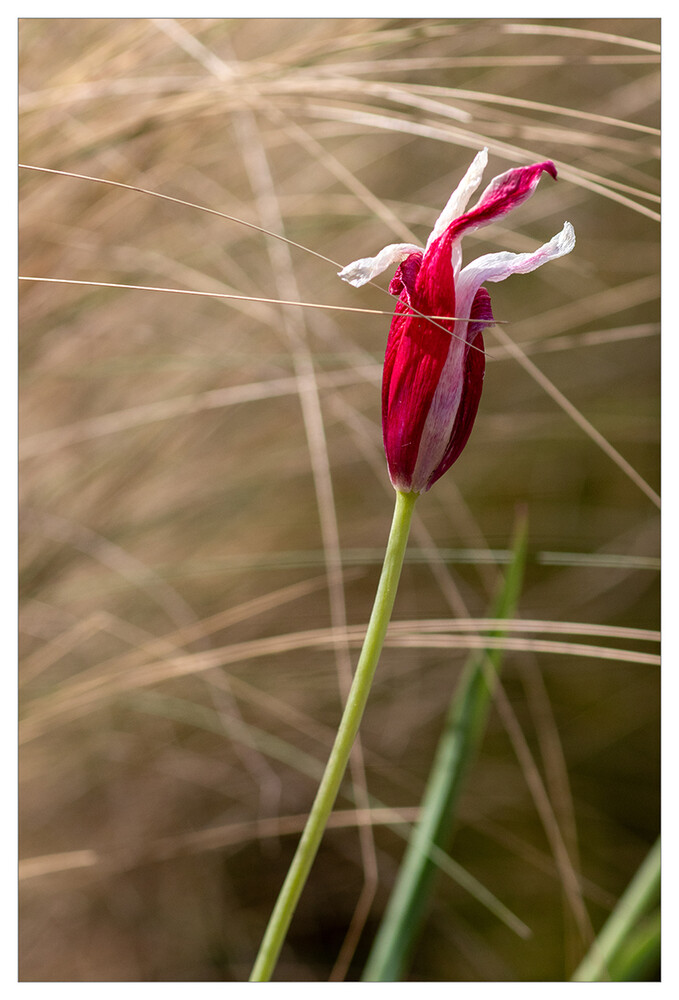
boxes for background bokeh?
[19,18,660,982]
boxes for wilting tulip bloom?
[339,149,575,494]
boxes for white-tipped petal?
[338,242,422,287]
[460,221,575,287]
[454,222,575,328]
[426,148,489,250]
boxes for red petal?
[448,161,557,244]
[382,298,454,491]
[421,287,491,490]
[388,251,423,301]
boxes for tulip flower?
[339,149,575,494]
[251,150,576,985]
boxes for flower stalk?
[251,149,574,981]
[249,488,418,982]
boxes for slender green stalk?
[249,489,418,982]
[571,837,660,982]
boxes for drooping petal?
[462,221,575,284]
[454,221,576,323]
[338,242,422,287]
[448,161,559,246]
[415,161,557,313]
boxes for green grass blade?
[362,512,529,982]
[606,909,660,982]
[571,837,660,982]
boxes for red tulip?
[339,150,575,493]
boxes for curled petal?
[388,251,423,302]
[450,161,559,244]
[455,222,576,324]
[338,242,422,287]
[460,219,575,285]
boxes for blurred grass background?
[18,17,660,982]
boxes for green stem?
[249,489,418,982]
